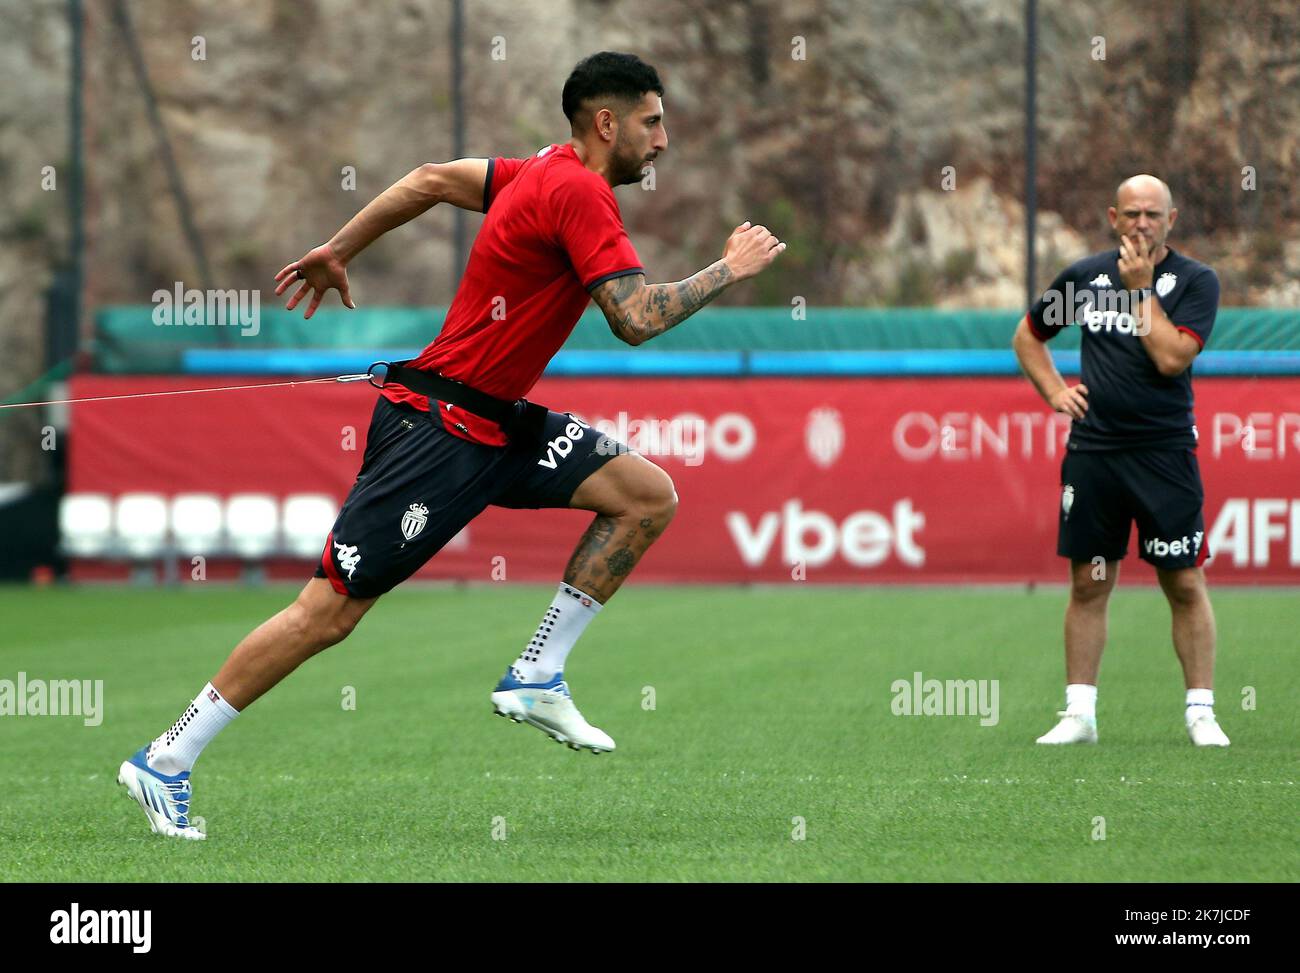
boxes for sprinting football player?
[1012,174,1228,747]
[117,51,786,839]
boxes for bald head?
[1116,174,1173,212]
[1109,174,1178,261]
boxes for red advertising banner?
[67,375,1300,584]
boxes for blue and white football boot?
[491,669,615,753]
[117,746,206,840]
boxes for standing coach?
[1012,174,1230,747]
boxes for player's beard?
[611,133,649,186]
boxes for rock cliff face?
[2,0,1296,479]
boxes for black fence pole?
[451,0,466,286]
[1025,0,1038,309]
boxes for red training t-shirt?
[381,143,643,445]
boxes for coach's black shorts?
[1058,447,1209,570]
[316,396,628,597]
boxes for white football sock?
[1065,683,1098,720]
[147,682,239,775]
[510,583,603,684]
[1186,687,1215,725]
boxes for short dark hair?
[562,52,663,125]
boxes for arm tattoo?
[591,261,735,345]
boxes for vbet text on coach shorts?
[1057,447,1210,570]
[316,395,628,597]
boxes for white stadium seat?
[281,494,337,558]
[225,493,279,559]
[170,493,224,556]
[114,493,169,559]
[60,493,113,557]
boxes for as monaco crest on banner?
[805,407,845,468]
[400,502,428,540]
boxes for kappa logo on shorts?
[537,417,590,469]
[333,541,361,580]
[1062,484,1074,517]
[401,502,429,541]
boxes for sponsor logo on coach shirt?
[1143,531,1204,560]
[1039,281,1152,336]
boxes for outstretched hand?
[274,243,355,319]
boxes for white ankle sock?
[1065,683,1097,720]
[510,583,603,684]
[1186,687,1215,725]
[147,682,240,775]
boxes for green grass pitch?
[0,584,1295,882]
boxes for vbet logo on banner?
[727,499,925,569]
[63,374,1300,583]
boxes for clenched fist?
[722,221,786,282]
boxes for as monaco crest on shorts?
[400,502,429,541]
[1061,484,1074,517]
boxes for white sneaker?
[1187,713,1230,747]
[117,746,206,840]
[491,669,615,753]
[1036,711,1098,745]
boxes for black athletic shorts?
[316,395,628,597]
[1057,447,1209,570]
